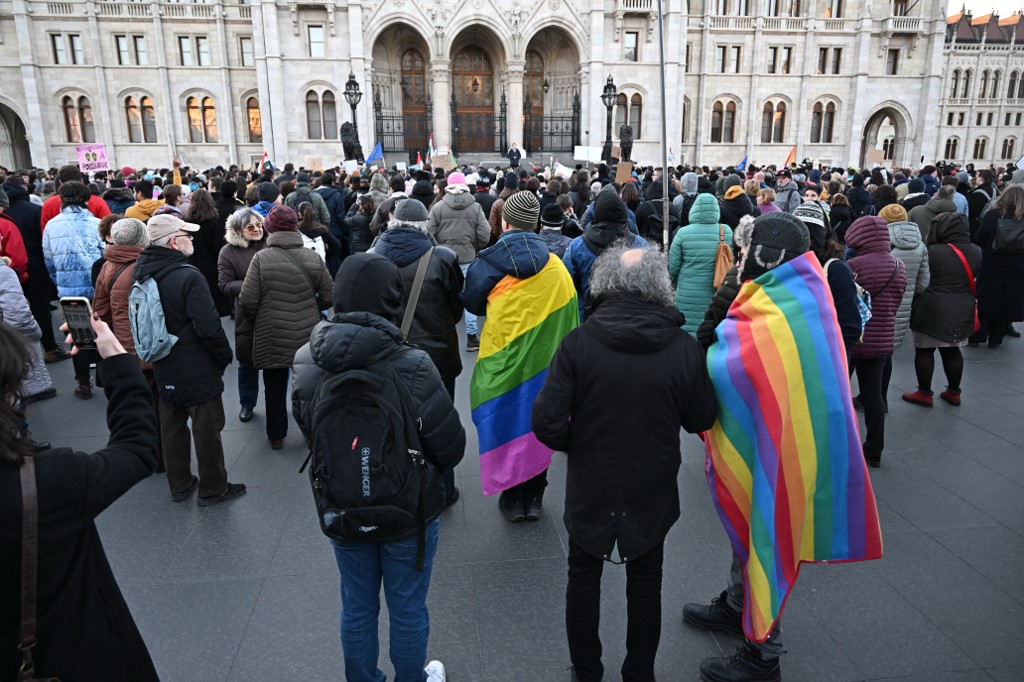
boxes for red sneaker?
[901,390,934,407]
[939,390,961,406]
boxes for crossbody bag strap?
[19,455,40,675]
[718,223,725,244]
[107,263,131,298]
[874,261,900,297]
[947,244,977,297]
[276,246,320,307]
[401,247,434,337]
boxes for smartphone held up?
[59,297,98,351]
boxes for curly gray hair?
[225,206,263,236]
[589,246,674,308]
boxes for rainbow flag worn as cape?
[470,255,578,495]
[704,252,883,643]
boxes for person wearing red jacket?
[0,213,27,283]
[40,165,110,231]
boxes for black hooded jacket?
[532,295,717,560]
[1,183,46,280]
[132,245,233,408]
[372,227,465,383]
[291,254,466,537]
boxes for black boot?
[683,590,743,635]
[498,489,526,523]
[524,492,543,521]
[700,644,781,682]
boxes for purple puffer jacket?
[846,216,908,359]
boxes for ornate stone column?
[430,61,450,150]
[506,60,525,154]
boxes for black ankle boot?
[683,590,743,635]
[498,489,526,522]
[699,644,781,682]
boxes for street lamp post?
[600,75,616,163]
[344,72,363,160]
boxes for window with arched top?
[126,96,156,143]
[991,71,1001,99]
[951,69,961,99]
[78,97,94,143]
[973,137,987,159]
[1019,76,1024,99]
[961,70,972,98]
[630,94,643,138]
[980,71,990,99]
[809,101,836,143]
[62,96,80,143]
[882,137,894,160]
[201,97,217,143]
[62,95,95,143]
[305,90,338,140]
[246,97,262,143]
[615,93,627,136]
[400,48,427,109]
[944,138,959,160]
[1009,71,1019,100]
[187,97,202,143]
[140,97,156,143]
[1002,138,1016,160]
[761,100,785,143]
[711,99,737,143]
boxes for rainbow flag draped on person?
[703,252,883,643]
[470,255,578,496]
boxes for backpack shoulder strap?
[107,263,131,297]
[401,248,434,337]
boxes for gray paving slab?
[25,316,1024,681]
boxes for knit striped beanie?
[501,189,540,230]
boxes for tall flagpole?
[657,0,669,252]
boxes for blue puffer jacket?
[42,207,103,298]
[667,194,732,337]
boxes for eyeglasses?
[244,223,262,232]
[174,233,194,240]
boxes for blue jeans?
[330,518,440,682]
[459,262,478,336]
[237,362,259,410]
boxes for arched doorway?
[370,23,431,162]
[860,105,909,168]
[524,27,581,155]
[451,45,495,153]
[0,104,32,169]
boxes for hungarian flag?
[783,145,796,168]
[416,151,423,166]
[427,134,434,164]
[259,151,272,173]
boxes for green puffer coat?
[667,194,733,337]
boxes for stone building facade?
[0,0,1019,172]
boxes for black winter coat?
[346,202,376,253]
[189,215,231,316]
[133,245,234,407]
[0,355,159,681]
[531,296,717,561]
[1,183,47,281]
[696,265,740,351]
[372,227,465,383]
[474,188,497,224]
[846,186,873,218]
[718,193,760,229]
[292,312,466,538]
[910,213,982,343]
[317,185,349,274]
[975,210,1024,322]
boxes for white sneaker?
[424,659,446,682]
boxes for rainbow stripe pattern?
[704,252,883,642]
[470,254,578,496]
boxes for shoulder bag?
[947,243,980,334]
[18,455,61,681]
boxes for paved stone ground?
[27,318,1024,682]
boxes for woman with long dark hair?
[0,318,160,681]
[969,186,1024,348]
[185,188,230,315]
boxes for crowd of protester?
[1,151,1022,682]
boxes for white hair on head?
[589,245,674,308]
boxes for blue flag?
[736,155,748,172]
[365,142,383,165]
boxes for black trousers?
[566,538,664,682]
[970,319,1010,346]
[850,356,887,462]
[262,367,291,441]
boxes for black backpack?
[302,349,439,568]
[646,198,682,244]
